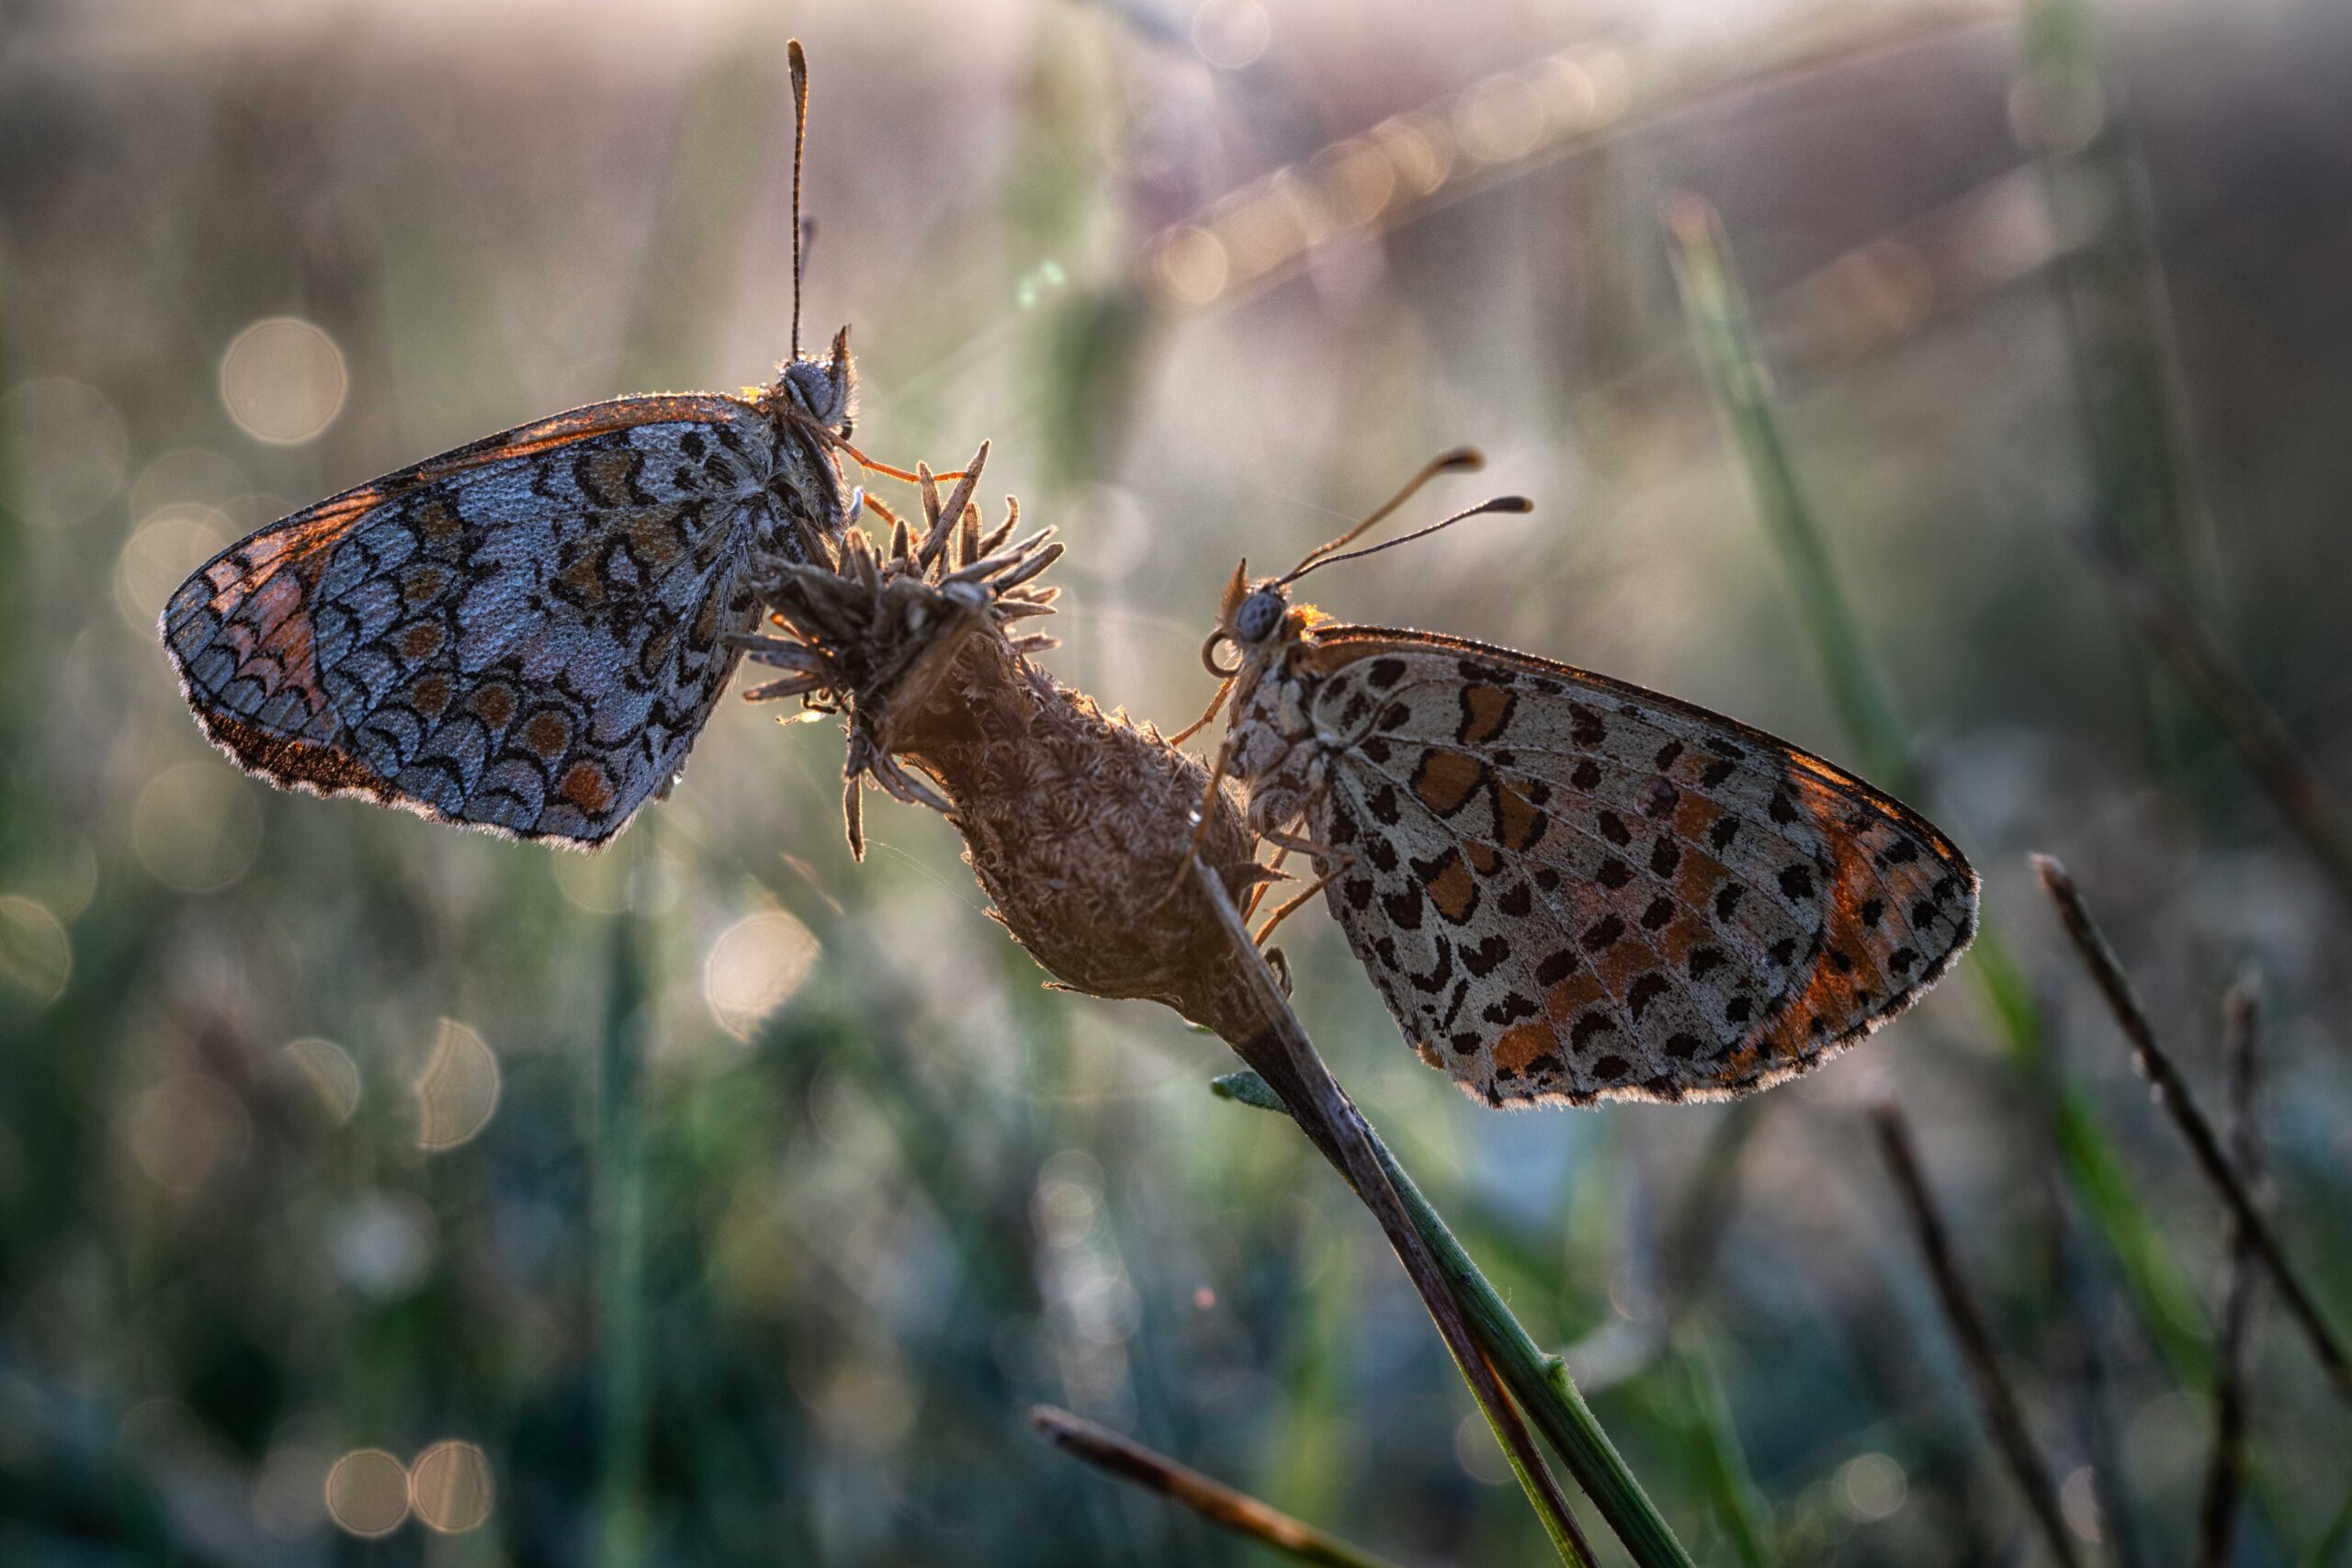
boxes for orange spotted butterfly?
[1189,452,1978,1107]
[160,42,901,847]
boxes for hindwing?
[1298,627,1976,1106]
[162,394,826,846]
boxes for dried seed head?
[752,462,1265,1038]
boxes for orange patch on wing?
[1493,1024,1555,1076]
[398,622,445,661]
[520,710,572,761]
[1492,777,1546,851]
[259,607,316,678]
[578,449,639,508]
[1410,750,1485,817]
[412,497,462,543]
[408,674,454,719]
[1458,683,1513,745]
[1464,841,1502,876]
[637,624,677,680]
[1593,940,1657,996]
[1544,967,1607,1026]
[557,550,606,608]
[626,507,688,572]
[469,684,517,728]
[560,760,615,814]
[1655,912,1711,969]
[1423,851,1480,924]
[1672,847,1727,911]
[401,564,450,604]
[203,713,385,795]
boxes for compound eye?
[784,361,836,423]
[1235,589,1284,643]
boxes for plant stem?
[1676,1344,1774,1568]
[1665,191,2218,1395]
[1030,1405,1409,1568]
[1871,1104,2084,1568]
[2086,532,2352,911]
[1661,195,1910,789]
[1191,863,1599,1567]
[2199,979,2263,1568]
[2033,855,2352,1404]
[1209,1067,1699,1568]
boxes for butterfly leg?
[1244,842,1294,919]
[1250,829,1354,947]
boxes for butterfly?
[161,41,899,848]
[1185,451,1979,1107]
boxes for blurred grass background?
[4,0,2351,1562]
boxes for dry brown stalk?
[2198,979,2263,1568]
[1029,1406,1408,1568]
[2031,854,2351,1404]
[2087,528,2352,910]
[1871,1103,2085,1568]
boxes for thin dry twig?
[2199,979,2264,1568]
[1029,1406,1408,1568]
[1190,860,1600,1566]
[2086,531,2352,909]
[1871,1102,2084,1568]
[2032,855,2352,1404]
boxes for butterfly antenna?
[1284,446,1485,581]
[788,39,810,363]
[1287,495,1532,581]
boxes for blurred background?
[5,0,2351,1562]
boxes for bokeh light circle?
[0,896,71,1005]
[1191,0,1269,70]
[413,1019,500,1150]
[409,1439,493,1533]
[323,1448,410,1538]
[219,317,348,445]
[1837,1451,1907,1521]
[280,1037,362,1125]
[703,909,819,1041]
[116,503,230,633]
[131,761,264,894]
[123,1075,250,1193]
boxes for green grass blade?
[1676,1344,1773,1568]
[1214,1070,1699,1568]
[1663,195,2214,1390]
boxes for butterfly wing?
[163,394,816,846]
[1296,627,1977,1105]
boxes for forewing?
[1301,628,1977,1106]
[161,395,787,846]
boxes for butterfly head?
[1204,562,1308,676]
[1202,466,1532,678]
[776,325,858,439]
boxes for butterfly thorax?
[1226,620,1342,840]
[752,343,857,575]
[751,414,849,577]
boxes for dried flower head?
[747,447,1267,1037]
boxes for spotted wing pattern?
[163,396,819,845]
[1291,628,1977,1106]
